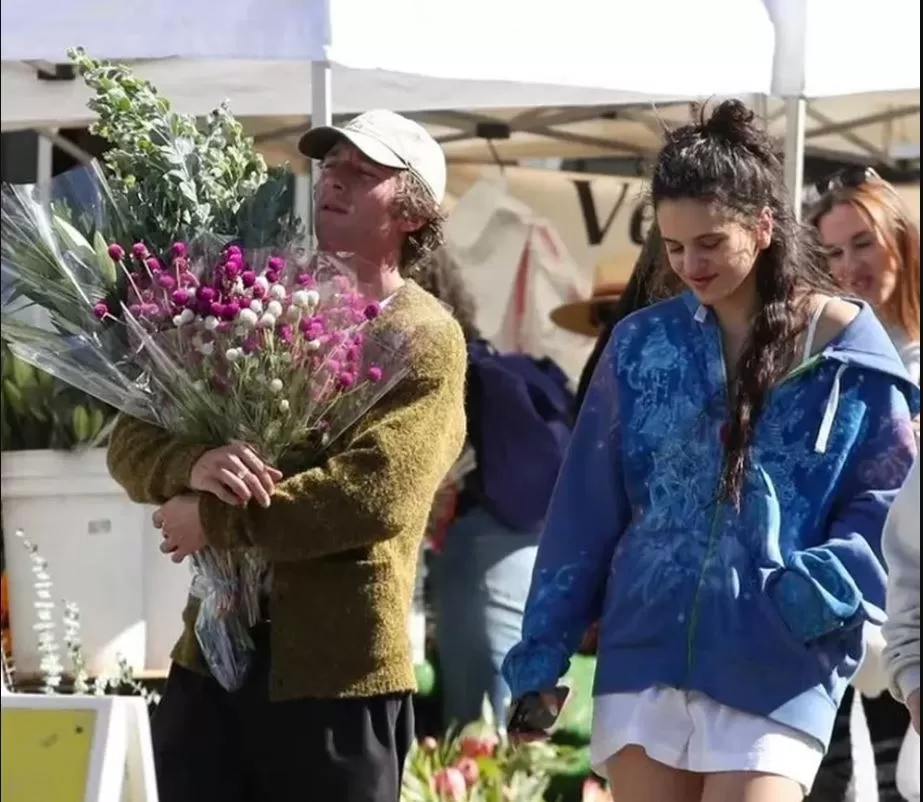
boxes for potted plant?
[0,344,154,676]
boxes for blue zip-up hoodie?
[502,293,920,747]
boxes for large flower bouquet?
[0,50,410,690]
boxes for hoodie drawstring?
[815,363,847,454]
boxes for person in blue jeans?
[419,253,573,727]
[427,227,677,727]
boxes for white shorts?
[590,685,825,794]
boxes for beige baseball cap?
[298,109,447,204]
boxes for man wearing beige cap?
[107,110,466,801]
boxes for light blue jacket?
[502,294,920,746]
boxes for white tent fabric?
[765,0,920,97]
[0,0,775,129]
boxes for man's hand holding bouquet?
[0,49,410,690]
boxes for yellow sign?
[1,707,97,802]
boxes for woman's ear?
[755,206,773,251]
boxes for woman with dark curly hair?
[502,100,919,801]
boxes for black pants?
[808,685,910,802]
[152,627,414,802]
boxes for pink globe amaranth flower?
[217,321,232,334]
[128,303,143,316]
[251,283,266,299]
[242,337,259,355]
[131,242,149,259]
[224,261,242,279]
[210,301,224,318]
[171,242,187,259]
[157,273,176,290]
[265,270,280,284]
[92,301,109,319]
[107,243,125,261]
[225,245,242,258]
[326,359,342,374]
[241,270,257,288]
[267,256,285,272]
[145,257,163,272]
[298,317,314,335]
[364,302,382,321]
[345,346,360,363]
[458,733,498,759]
[197,286,217,303]
[454,757,479,787]
[296,273,315,287]
[366,366,383,383]
[196,300,213,316]
[171,289,191,306]
[337,371,356,389]
[221,302,240,321]
[432,767,466,800]
[277,324,293,344]
[142,303,162,317]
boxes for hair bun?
[703,100,758,143]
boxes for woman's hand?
[506,689,570,745]
[189,442,282,508]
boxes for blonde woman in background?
[809,168,921,802]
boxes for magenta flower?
[217,321,231,334]
[142,303,162,317]
[210,301,224,317]
[267,256,285,272]
[221,302,241,321]
[241,270,257,288]
[131,243,149,259]
[145,257,163,272]
[337,372,356,389]
[296,273,315,287]
[225,245,242,258]
[92,301,109,319]
[197,286,217,303]
[251,283,266,299]
[327,360,342,374]
[367,366,383,383]
[265,270,280,284]
[364,302,381,320]
[128,303,143,316]
[171,289,192,306]
[171,242,187,258]
[107,243,125,261]
[277,324,293,344]
[224,261,242,278]
[157,274,176,290]
[298,318,314,335]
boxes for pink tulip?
[455,757,479,787]
[459,733,498,759]
[432,767,466,800]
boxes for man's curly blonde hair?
[391,171,446,276]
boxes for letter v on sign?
[572,180,629,247]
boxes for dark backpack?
[465,339,575,532]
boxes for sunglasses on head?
[814,166,881,197]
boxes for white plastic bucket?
[1,448,147,676]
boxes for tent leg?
[783,97,806,220]
[307,60,333,245]
[36,129,55,209]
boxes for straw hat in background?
[550,257,633,337]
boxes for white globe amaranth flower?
[304,289,320,308]
[269,284,287,301]
[249,299,264,314]
[237,308,259,328]
[204,315,220,331]
[285,306,302,323]
[266,300,283,318]
[258,312,277,329]
[198,341,215,357]
[225,348,242,362]
[305,339,321,352]
[269,378,284,393]
[291,290,310,308]
[254,275,270,292]
[279,399,291,412]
